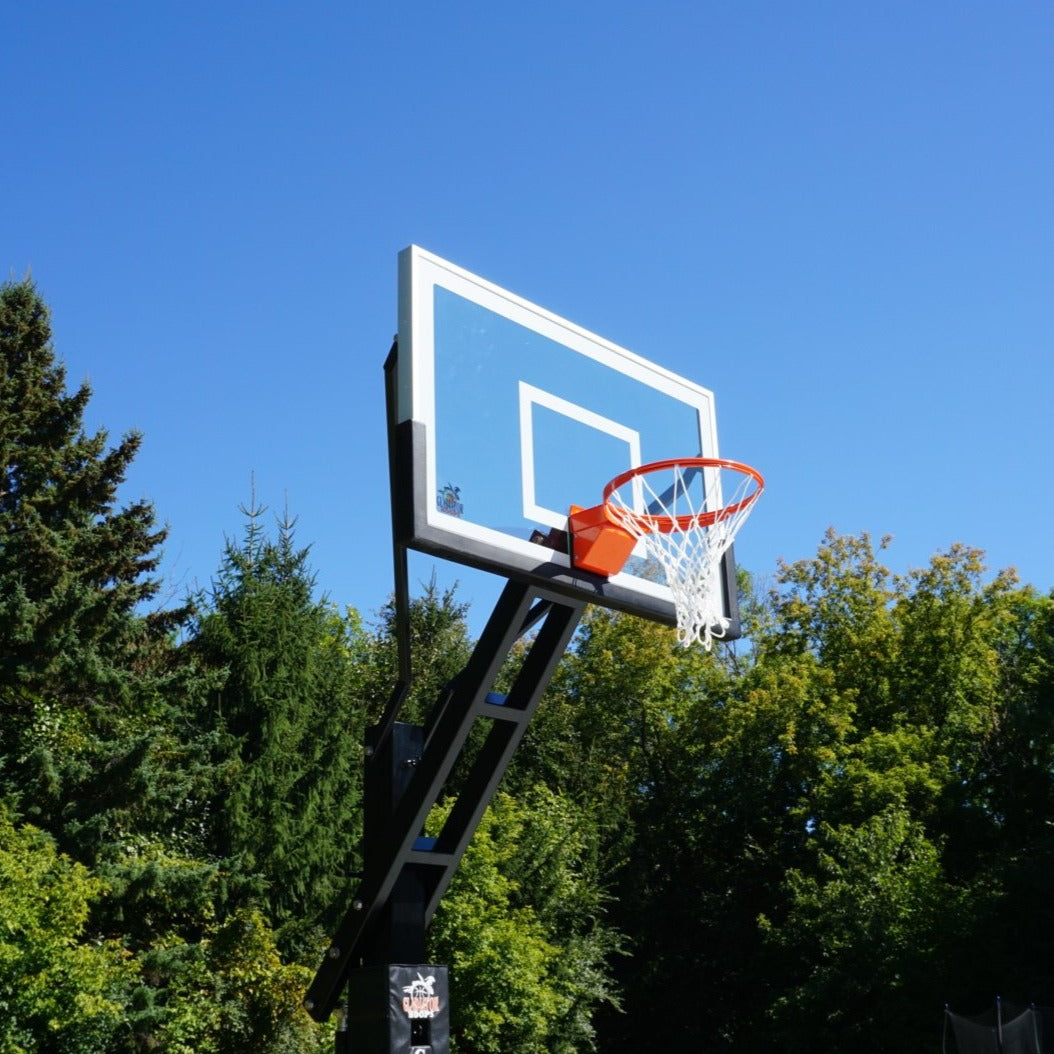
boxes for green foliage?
[0,277,216,930]
[0,807,136,1053]
[189,505,368,933]
[760,807,952,1052]
[512,607,721,845]
[0,279,182,717]
[7,282,1054,1052]
[428,787,620,1054]
[365,576,474,726]
[520,531,1053,1053]
[0,282,332,1053]
[133,910,331,1054]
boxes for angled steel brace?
[305,578,585,1021]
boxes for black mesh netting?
[945,1003,1053,1054]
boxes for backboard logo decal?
[402,972,441,1019]
[437,482,464,517]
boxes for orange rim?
[602,457,764,534]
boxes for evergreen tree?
[0,279,180,717]
[0,281,336,1052]
[189,505,368,938]
[364,575,474,726]
[0,281,217,877]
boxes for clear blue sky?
[4,3,1053,631]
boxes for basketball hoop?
[569,458,764,649]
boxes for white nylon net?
[605,462,761,650]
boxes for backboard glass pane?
[393,246,735,628]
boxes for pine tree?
[0,281,333,1051]
[364,574,474,726]
[0,279,179,715]
[0,279,201,850]
[189,504,368,939]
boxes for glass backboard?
[389,246,739,631]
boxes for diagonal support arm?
[305,579,585,1021]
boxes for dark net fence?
[945,1002,1052,1054]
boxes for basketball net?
[604,461,762,650]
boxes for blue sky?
[4,3,1053,632]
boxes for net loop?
[603,458,763,649]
